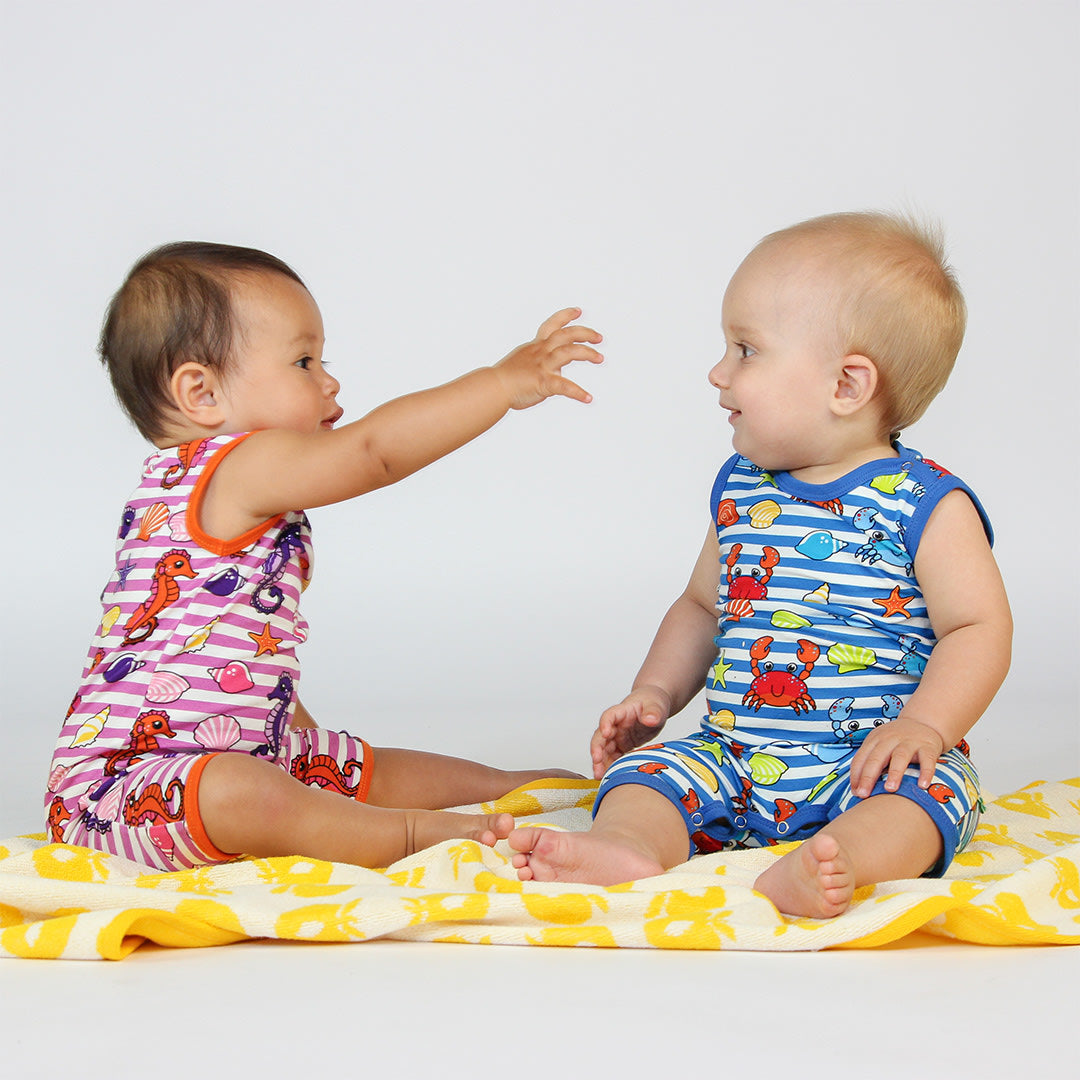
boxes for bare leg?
[366,747,582,809]
[508,784,689,885]
[754,794,943,918]
[197,753,514,868]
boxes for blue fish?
[796,531,848,560]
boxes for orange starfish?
[248,622,284,657]
[872,586,916,618]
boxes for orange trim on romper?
[185,753,240,863]
[187,432,285,557]
[354,740,374,803]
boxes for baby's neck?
[786,441,898,485]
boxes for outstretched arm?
[591,525,722,777]
[209,309,602,534]
[849,490,1012,797]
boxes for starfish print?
[872,586,916,618]
[248,622,284,657]
[710,650,733,688]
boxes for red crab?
[742,636,820,715]
[723,544,780,621]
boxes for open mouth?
[323,407,344,428]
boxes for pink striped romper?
[45,434,372,871]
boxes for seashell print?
[70,706,110,747]
[137,501,170,541]
[748,499,781,529]
[146,670,192,704]
[723,598,754,620]
[94,781,125,821]
[771,610,811,630]
[208,661,255,694]
[710,709,736,731]
[100,606,123,636]
[194,713,243,751]
[826,642,877,674]
[205,566,243,596]
[716,499,739,527]
[181,617,220,654]
[103,652,146,683]
[795,531,848,560]
[747,752,788,786]
[802,583,831,605]
[168,511,191,542]
[870,470,909,496]
[47,763,71,793]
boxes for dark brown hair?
[99,241,306,441]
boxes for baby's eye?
[295,356,313,370]
[737,343,755,360]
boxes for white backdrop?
[2,1,1077,833]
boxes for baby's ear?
[831,355,878,416]
[169,362,226,427]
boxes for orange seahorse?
[104,710,178,776]
[122,550,195,644]
[47,796,72,842]
[161,438,208,489]
[290,748,366,798]
[124,778,185,826]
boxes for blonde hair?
[756,211,966,437]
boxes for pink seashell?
[47,763,71,793]
[194,713,242,751]
[168,511,191,542]
[95,782,125,821]
[137,501,170,541]
[146,670,191,704]
[208,661,255,694]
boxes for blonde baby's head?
[99,242,308,442]
[750,211,966,438]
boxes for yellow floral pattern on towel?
[1,779,1077,960]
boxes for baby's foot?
[753,832,855,918]
[507,827,664,885]
[411,811,515,854]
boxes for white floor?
[1,934,1075,1077]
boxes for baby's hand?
[848,714,946,799]
[494,308,603,410]
[590,686,671,780]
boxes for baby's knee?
[198,752,296,840]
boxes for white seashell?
[194,713,242,751]
[145,670,191,704]
[70,706,110,747]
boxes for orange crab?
[742,636,820,714]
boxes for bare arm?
[207,310,602,535]
[591,525,722,776]
[850,490,1012,796]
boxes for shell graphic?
[181,617,220,654]
[716,498,739,527]
[168,511,191,542]
[206,566,242,596]
[47,763,71,793]
[146,670,192,704]
[747,752,788,786]
[195,713,243,751]
[827,642,877,674]
[870,470,909,495]
[100,606,123,635]
[103,653,146,683]
[748,500,781,529]
[137,501,170,541]
[70,706,110,747]
[710,709,736,731]
[208,661,255,694]
[802,583,831,605]
[771,610,811,630]
[94,781,125,821]
[796,531,848,560]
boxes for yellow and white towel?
[2,778,1077,959]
